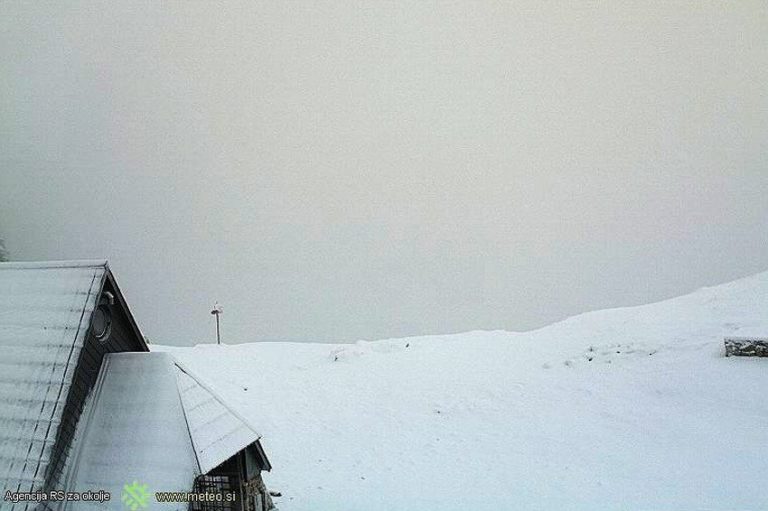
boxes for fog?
[1,2,767,345]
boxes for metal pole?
[211,303,223,345]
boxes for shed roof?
[176,363,264,474]
[0,261,108,498]
[63,353,199,510]
[64,352,270,509]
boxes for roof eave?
[252,440,272,472]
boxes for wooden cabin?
[0,261,273,511]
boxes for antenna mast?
[210,302,223,345]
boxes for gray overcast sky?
[1,2,767,346]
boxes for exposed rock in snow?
[724,337,768,357]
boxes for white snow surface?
[156,272,768,511]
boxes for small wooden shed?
[64,352,273,511]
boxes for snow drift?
[157,271,768,510]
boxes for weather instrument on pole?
[210,302,223,345]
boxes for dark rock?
[724,337,768,357]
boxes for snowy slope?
[156,272,768,511]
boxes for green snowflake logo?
[122,481,151,510]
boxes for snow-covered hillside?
[157,272,768,511]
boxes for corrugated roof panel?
[0,262,106,509]
[175,366,260,474]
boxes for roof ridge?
[0,260,109,270]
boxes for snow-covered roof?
[63,353,199,510]
[176,364,262,474]
[0,260,108,500]
[63,352,269,509]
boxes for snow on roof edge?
[0,259,109,270]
